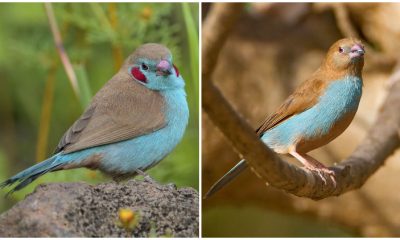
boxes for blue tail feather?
[204,159,248,198]
[0,155,64,194]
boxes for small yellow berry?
[119,208,135,225]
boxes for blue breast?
[261,75,362,153]
[55,88,189,175]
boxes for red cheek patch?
[131,67,147,83]
[173,64,180,77]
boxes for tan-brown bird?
[206,38,365,198]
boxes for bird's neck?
[160,88,189,127]
[317,65,363,83]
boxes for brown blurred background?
[202,2,400,237]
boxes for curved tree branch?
[202,3,400,200]
[332,3,360,39]
[328,2,396,73]
[202,3,245,79]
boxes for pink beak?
[156,60,172,76]
[349,44,365,59]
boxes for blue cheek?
[146,74,185,91]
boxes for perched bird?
[205,38,365,198]
[1,43,189,193]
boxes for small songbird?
[205,38,365,198]
[1,43,189,193]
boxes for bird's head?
[323,38,365,76]
[124,43,184,91]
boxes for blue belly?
[261,76,362,153]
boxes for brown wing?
[256,74,327,136]
[55,72,166,154]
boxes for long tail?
[204,159,248,198]
[0,155,64,194]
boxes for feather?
[206,38,365,197]
[256,38,364,136]
[55,71,166,154]
[256,75,326,135]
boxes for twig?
[44,3,80,98]
[328,2,396,73]
[108,3,124,71]
[202,3,245,79]
[332,3,359,38]
[35,61,57,163]
[202,3,400,200]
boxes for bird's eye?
[338,47,344,53]
[141,63,149,71]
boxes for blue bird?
[1,43,189,193]
[205,38,365,198]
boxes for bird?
[1,43,189,194]
[205,38,365,198]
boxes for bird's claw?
[306,166,337,187]
[135,169,157,184]
[144,176,156,183]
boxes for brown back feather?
[55,70,166,154]
[256,38,364,135]
[256,73,327,135]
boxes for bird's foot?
[135,169,156,184]
[305,165,336,187]
[290,151,337,187]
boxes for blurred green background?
[0,2,199,213]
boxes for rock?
[0,180,199,237]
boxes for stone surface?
[0,180,199,237]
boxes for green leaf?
[182,3,199,104]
